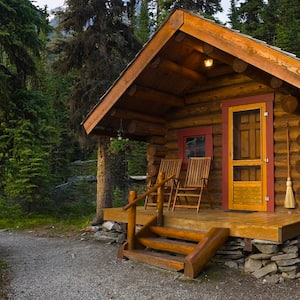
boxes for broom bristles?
[284,178,295,208]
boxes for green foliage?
[135,0,151,44]
[229,0,300,57]
[112,187,125,207]
[156,0,222,27]
[275,0,300,57]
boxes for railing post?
[157,172,164,226]
[127,190,137,250]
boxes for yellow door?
[228,103,267,211]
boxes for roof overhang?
[82,9,300,138]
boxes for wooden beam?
[202,43,284,89]
[128,120,167,136]
[181,12,300,88]
[110,108,165,124]
[127,84,184,108]
[151,57,205,82]
[232,58,248,73]
[186,81,272,105]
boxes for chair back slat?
[184,157,211,188]
[158,159,182,187]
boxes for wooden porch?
[103,206,300,243]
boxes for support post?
[127,190,137,250]
[157,172,164,227]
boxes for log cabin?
[82,9,300,277]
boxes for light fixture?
[117,119,123,140]
[204,58,213,68]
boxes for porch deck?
[103,206,300,243]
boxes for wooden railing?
[122,172,175,250]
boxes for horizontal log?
[147,144,168,157]
[110,108,165,124]
[295,160,300,174]
[280,95,299,114]
[147,136,167,145]
[127,84,184,108]
[168,113,222,130]
[128,120,166,136]
[168,101,221,119]
[186,81,272,104]
[151,57,206,82]
[189,73,252,94]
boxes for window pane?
[185,136,205,159]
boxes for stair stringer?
[118,215,158,259]
[184,227,230,278]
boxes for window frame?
[178,126,213,169]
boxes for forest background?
[0,0,299,225]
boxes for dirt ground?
[1,229,300,300]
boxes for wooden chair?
[144,158,182,210]
[172,157,212,213]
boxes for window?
[178,127,213,169]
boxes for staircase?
[118,219,229,278]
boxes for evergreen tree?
[228,0,241,29]
[275,0,300,57]
[260,0,280,45]
[51,0,141,222]
[156,0,223,27]
[0,0,54,212]
[236,0,266,40]
[135,0,151,43]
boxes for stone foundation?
[215,237,300,280]
[84,221,300,280]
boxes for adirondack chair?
[172,157,212,213]
[144,158,182,210]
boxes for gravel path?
[1,230,300,300]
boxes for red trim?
[178,127,213,169]
[222,94,274,212]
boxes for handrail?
[122,174,175,211]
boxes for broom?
[284,122,296,208]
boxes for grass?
[0,215,94,238]
[0,259,10,299]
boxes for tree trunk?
[93,136,112,224]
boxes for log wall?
[145,76,300,208]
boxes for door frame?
[222,94,274,212]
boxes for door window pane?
[233,109,260,160]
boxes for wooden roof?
[82,9,300,138]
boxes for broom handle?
[287,123,291,178]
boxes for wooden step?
[138,237,196,255]
[123,249,184,271]
[150,226,206,242]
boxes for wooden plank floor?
[103,206,300,243]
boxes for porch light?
[204,58,213,68]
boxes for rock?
[279,265,298,272]
[248,253,273,260]
[224,260,239,269]
[102,221,115,231]
[252,241,279,254]
[271,253,298,261]
[252,262,277,279]
[93,231,116,243]
[282,245,298,254]
[262,274,282,284]
[276,258,300,267]
[245,258,262,273]
[116,233,126,244]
